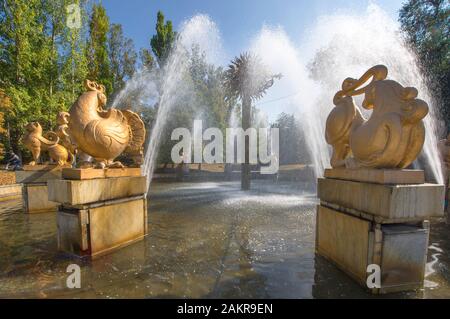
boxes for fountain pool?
[0,180,448,298]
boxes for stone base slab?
[23,183,58,213]
[62,167,142,180]
[316,205,429,294]
[15,167,65,184]
[48,176,146,206]
[0,184,22,202]
[318,178,444,222]
[57,196,147,258]
[22,164,71,171]
[324,168,425,184]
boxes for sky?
[102,0,405,64]
[100,0,407,122]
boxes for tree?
[86,3,111,94]
[0,89,12,159]
[150,11,176,66]
[0,0,90,159]
[44,0,67,110]
[60,0,89,103]
[139,48,155,70]
[0,0,53,155]
[108,23,137,95]
[399,0,450,130]
[224,52,281,190]
[135,10,178,164]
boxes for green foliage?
[0,4,240,165]
[86,3,111,94]
[108,23,137,96]
[399,0,450,130]
[150,11,176,66]
[0,0,139,161]
[139,48,155,70]
[0,0,87,158]
[0,89,12,157]
[60,0,89,103]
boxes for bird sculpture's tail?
[123,110,146,153]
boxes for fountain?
[111,5,444,188]
[37,80,149,258]
[251,4,444,183]
[1,4,449,298]
[141,15,222,190]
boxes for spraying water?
[251,26,327,178]
[114,5,443,187]
[137,15,222,190]
[251,4,444,183]
[111,15,223,191]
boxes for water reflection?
[0,180,448,298]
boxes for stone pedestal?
[316,169,444,294]
[15,165,66,213]
[48,168,148,258]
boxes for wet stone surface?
[0,180,448,298]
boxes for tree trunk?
[225,104,235,179]
[241,95,251,190]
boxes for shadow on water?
[0,180,449,298]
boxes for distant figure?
[5,151,22,171]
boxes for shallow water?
[0,180,449,298]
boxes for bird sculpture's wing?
[89,108,129,147]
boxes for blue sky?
[102,0,405,64]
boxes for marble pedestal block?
[316,205,429,294]
[15,165,65,213]
[316,169,444,294]
[318,177,444,223]
[48,171,148,258]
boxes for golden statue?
[325,65,429,169]
[65,80,146,168]
[22,122,74,166]
[56,111,76,155]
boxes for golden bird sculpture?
[63,80,146,168]
[325,65,429,169]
